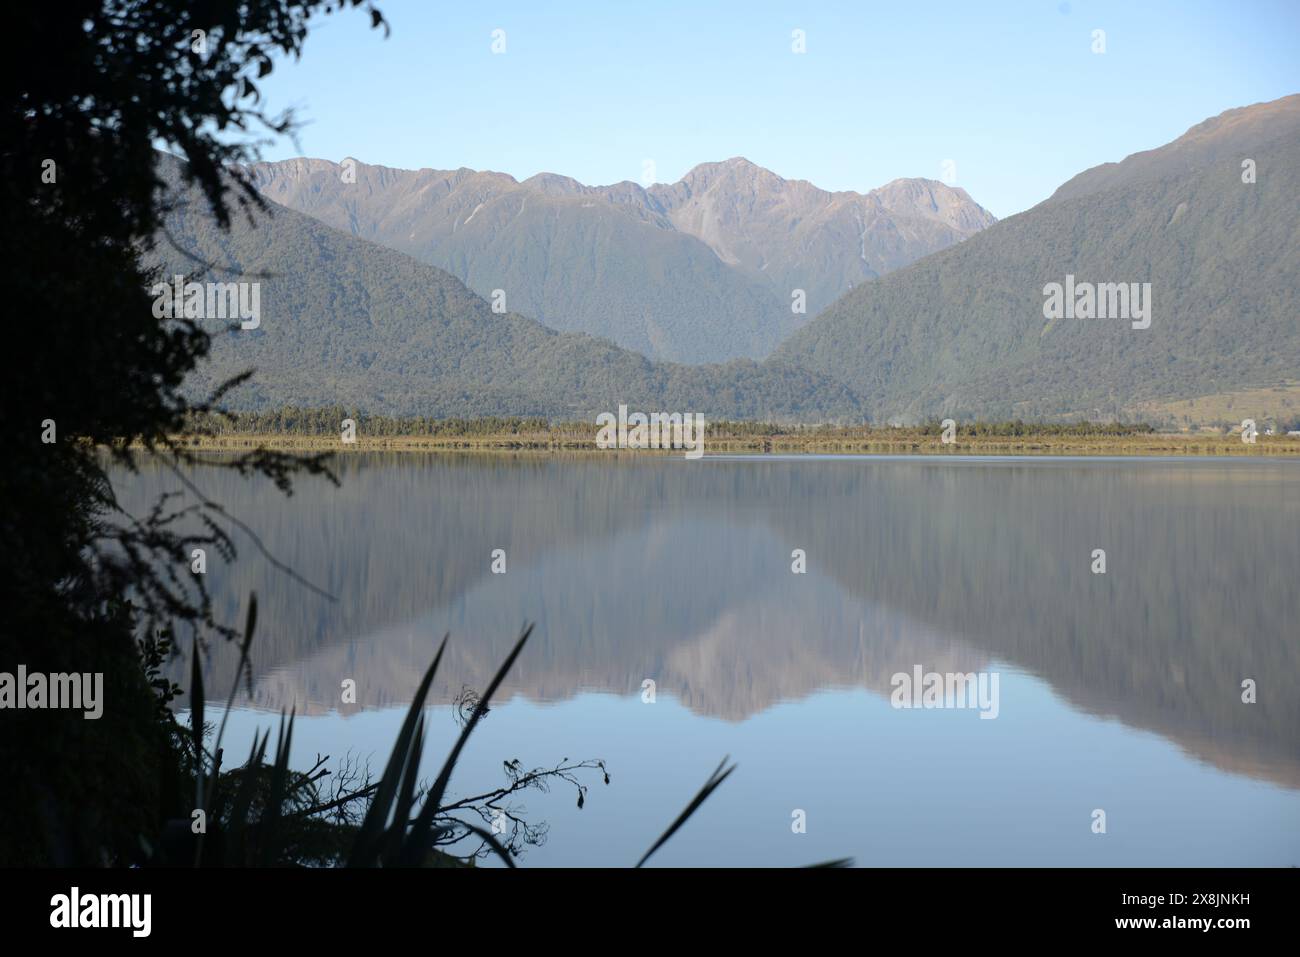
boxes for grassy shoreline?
[165,429,1300,457]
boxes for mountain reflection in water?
[114,453,1300,790]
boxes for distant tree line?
[185,408,555,437]
[708,419,1155,437]
[184,409,1158,439]
[918,419,1155,437]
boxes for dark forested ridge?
[774,96,1300,423]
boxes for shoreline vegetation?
[162,412,1300,457]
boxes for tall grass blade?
[189,639,205,808]
[635,757,736,868]
[399,624,533,865]
[381,713,426,866]
[347,635,447,866]
[227,729,270,864]
[210,592,258,806]
[259,709,294,865]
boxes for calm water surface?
[117,453,1300,866]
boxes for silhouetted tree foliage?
[0,0,386,866]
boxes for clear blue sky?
[250,0,1300,217]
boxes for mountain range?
[157,95,1300,425]
[152,158,863,421]
[248,156,994,363]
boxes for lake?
[116,453,1300,866]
